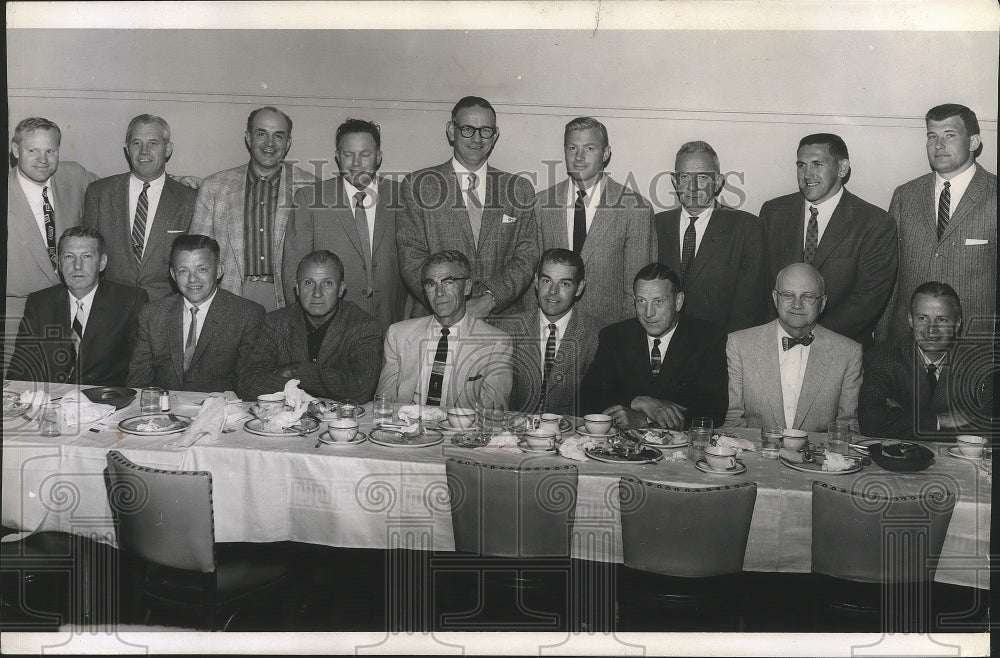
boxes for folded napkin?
[713,434,756,454]
[779,447,805,463]
[558,436,597,462]
[475,431,521,453]
[59,390,115,427]
[281,379,316,409]
[397,405,447,424]
[661,450,688,463]
[822,451,853,472]
[172,395,229,447]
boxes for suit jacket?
[281,176,406,330]
[878,165,997,341]
[760,189,897,345]
[10,280,148,386]
[859,336,994,441]
[377,314,513,409]
[580,316,728,427]
[724,320,862,432]
[238,301,383,402]
[189,162,317,308]
[492,308,601,416]
[83,173,197,300]
[537,177,656,324]
[656,205,767,332]
[397,161,539,316]
[127,288,265,392]
[7,162,97,298]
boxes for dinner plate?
[243,416,321,437]
[317,430,367,446]
[369,429,444,448]
[118,414,193,436]
[585,446,663,464]
[518,440,557,454]
[311,404,366,421]
[694,459,748,476]
[779,455,862,475]
[947,446,985,462]
[639,428,689,448]
[449,432,490,448]
[82,386,136,409]
[853,439,935,472]
[2,401,32,419]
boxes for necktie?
[71,300,85,361]
[353,190,375,295]
[42,185,57,266]
[650,338,662,375]
[803,205,819,264]
[183,306,199,372]
[937,181,951,241]
[926,363,938,399]
[572,189,587,254]
[132,182,150,264]
[466,173,483,246]
[426,327,450,406]
[539,323,557,411]
[680,215,698,287]
[782,333,815,351]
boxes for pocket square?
[467,374,484,382]
[501,214,517,224]
[964,238,989,246]
[166,229,186,234]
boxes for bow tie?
[782,334,815,351]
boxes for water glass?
[338,399,359,419]
[689,417,713,451]
[373,394,393,425]
[38,402,62,437]
[140,387,165,415]
[476,400,499,436]
[827,421,852,455]
[761,426,783,460]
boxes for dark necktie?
[680,215,698,287]
[132,182,150,264]
[782,333,815,351]
[71,300,85,362]
[42,185,57,266]
[572,189,587,254]
[183,306,199,372]
[803,205,819,264]
[539,323,557,411]
[937,181,951,241]
[466,173,483,246]
[926,363,938,399]
[650,338,662,375]
[426,327,450,406]
[353,190,375,294]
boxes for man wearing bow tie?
[725,263,862,432]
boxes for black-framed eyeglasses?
[456,125,497,139]
[422,276,469,292]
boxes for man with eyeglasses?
[580,263,727,430]
[725,263,862,432]
[238,250,383,402]
[377,250,512,409]
[536,116,656,324]
[397,96,539,319]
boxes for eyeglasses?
[422,276,469,292]
[775,291,822,306]
[455,124,497,139]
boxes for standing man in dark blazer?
[760,133,897,346]
[128,235,265,393]
[83,114,197,300]
[397,96,539,318]
[656,140,767,332]
[10,227,147,386]
[282,119,405,330]
[878,104,997,342]
[536,117,656,324]
[581,263,728,430]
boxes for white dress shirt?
[128,173,166,250]
[17,169,55,244]
[451,159,487,210]
[564,175,606,248]
[677,204,715,260]
[934,163,976,218]
[342,177,379,253]
[182,288,218,348]
[416,312,472,406]
[802,186,844,249]
[646,322,678,365]
[777,324,811,429]
[68,285,99,336]
[538,309,574,376]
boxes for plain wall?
[7,28,999,214]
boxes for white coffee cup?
[583,413,613,435]
[781,429,808,451]
[524,428,556,450]
[704,444,737,471]
[448,407,477,429]
[327,418,359,442]
[531,413,563,434]
[956,434,985,458]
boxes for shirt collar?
[129,172,166,191]
[539,308,573,336]
[776,321,814,346]
[646,320,678,344]
[247,162,283,184]
[302,304,339,332]
[342,177,378,204]
[183,287,219,313]
[69,282,100,307]
[917,347,948,368]
[935,162,976,189]
[679,203,716,222]
[432,310,470,333]
[17,168,50,190]
[451,158,487,181]
[808,186,844,212]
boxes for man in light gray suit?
[190,106,317,311]
[725,263,862,432]
[878,103,997,341]
[536,117,656,325]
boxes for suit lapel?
[476,167,503,252]
[446,167,478,255]
[943,165,987,239]
[371,178,394,254]
[916,174,937,235]
[810,192,852,268]
[8,172,57,279]
[79,284,107,351]
[541,181,571,250]
[688,207,733,284]
[112,177,140,278]
[332,179,367,262]
[627,321,655,390]
[659,210,682,270]
[779,196,806,263]
[227,170,248,280]
[751,322,784,427]
[168,295,186,382]
[141,180,176,271]
[579,178,616,264]
[190,293,225,369]
[793,329,833,428]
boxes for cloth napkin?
[281,379,316,409]
[475,431,521,453]
[172,395,229,447]
[397,405,447,424]
[822,451,853,472]
[59,390,115,428]
[661,450,688,463]
[558,436,597,462]
[778,447,805,463]
[714,434,756,454]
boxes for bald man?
[724,263,861,432]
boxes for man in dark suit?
[282,119,405,330]
[83,114,198,300]
[10,227,147,386]
[861,282,993,441]
[656,140,767,332]
[878,104,997,342]
[239,250,383,402]
[581,263,728,429]
[536,117,656,324]
[128,235,265,393]
[760,133,897,346]
[493,249,601,416]
[397,96,539,318]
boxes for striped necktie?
[183,306,199,372]
[466,173,483,246]
[71,300,85,361]
[132,182,150,264]
[650,338,662,375]
[539,323,557,411]
[937,181,951,241]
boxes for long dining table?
[1,382,991,590]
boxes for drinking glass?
[689,417,713,451]
[505,413,528,438]
[827,421,852,455]
[338,399,359,419]
[140,387,165,415]
[476,400,499,437]
[761,426,783,460]
[38,402,61,437]
[373,394,393,425]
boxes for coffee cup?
[447,407,477,430]
[704,444,737,471]
[255,393,286,419]
[327,418,359,442]
[531,413,563,434]
[524,428,556,450]
[956,434,985,458]
[583,413,613,435]
[781,429,808,451]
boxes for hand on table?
[630,396,687,430]
[601,405,648,430]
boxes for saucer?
[575,425,618,441]
[317,430,367,446]
[947,446,984,461]
[694,458,748,476]
[518,440,557,454]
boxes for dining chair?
[810,481,956,632]
[104,450,291,631]
[616,477,758,631]
[434,458,579,631]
